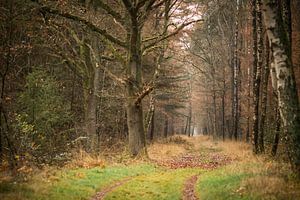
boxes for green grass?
[2,136,299,200]
[0,164,159,200]
[196,163,261,200]
[105,168,204,200]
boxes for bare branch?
[100,55,115,62]
[143,19,203,52]
[121,0,136,17]
[135,86,154,106]
[86,43,126,86]
[138,0,162,24]
[97,63,126,86]
[96,1,125,27]
[39,6,128,48]
[136,0,150,9]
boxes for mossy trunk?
[126,12,146,156]
[84,88,97,151]
[126,96,146,156]
[81,36,101,152]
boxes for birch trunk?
[263,0,300,173]
[145,95,155,140]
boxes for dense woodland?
[0,0,300,192]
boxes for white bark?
[263,0,300,172]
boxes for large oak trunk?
[125,10,146,156]
[126,94,146,156]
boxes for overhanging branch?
[135,86,154,106]
[39,6,128,48]
[95,1,125,27]
[142,19,203,52]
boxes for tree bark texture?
[271,103,281,157]
[80,36,102,152]
[126,7,146,156]
[263,0,300,173]
[259,37,270,153]
[252,0,260,153]
[233,1,240,141]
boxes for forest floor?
[0,135,300,200]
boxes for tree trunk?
[146,95,155,141]
[164,116,168,138]
[126,98,145,156]
[221,88,225,141]
[259,37,270,153]
[263,0,300,174]
[81,36,101,152]
[170,116,175,135]
[252,0,260,153]
[233,4,240,141]
[270,35,281,157]
[126,12,146,156]
[0,0,16,167]
[83,86,97,151]
[246,67,251,143]
[271,105,281,156]
[149,109,155,141]
[231,43,235,140]
[187,100,192,137]
[212,73,217,139]
[184,116,189,136]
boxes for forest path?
[92,136,233,200]
[182,175,199,200]
[91,177,132,200]
[1,136,299,200]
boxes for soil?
[182,175,199,200]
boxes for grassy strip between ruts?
[104,168,204,200]
[0,163,159,200]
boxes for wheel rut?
[90,177,131,200]
[182,175,199,200]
